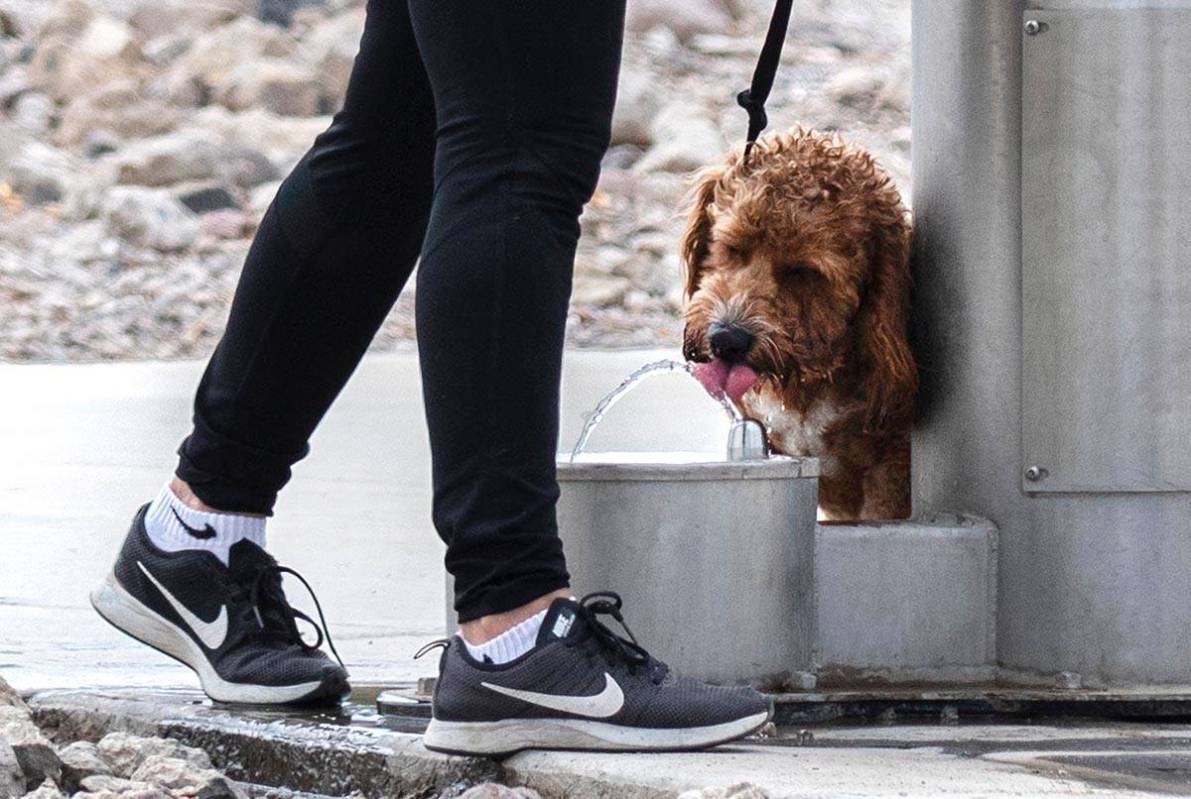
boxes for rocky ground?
[0,0,909,362]
[3,673,245,799]
[0,672,531,799]
[3,673,776,798]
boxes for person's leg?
[93,0,435,705]
[409,3,772,756]
[175,0,436,515]
[408,0,621,634]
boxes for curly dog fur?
[681,127,915,520]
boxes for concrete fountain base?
[815,513,998,688]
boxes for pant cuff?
[175,414,309,516]
[454,576,571,624]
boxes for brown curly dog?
[682,127,915,520]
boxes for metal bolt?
[1024,19,1042,35]
[1025,465,1044,482]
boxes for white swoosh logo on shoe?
[480,672,624,718]
[137,561,228,651]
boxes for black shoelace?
[413,592,669,685]
[244,565,343,667]
[568,592,669,685]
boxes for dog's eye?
[776,262,825,288]
[716,242,745,261]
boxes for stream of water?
[567,359,743,462]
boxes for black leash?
[737,0,795,163]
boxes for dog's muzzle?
[709,322,754,364]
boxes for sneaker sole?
[421,708,772,756]
[91,571,343,705]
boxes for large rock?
[161,16,296,108]
[610,59,661,147]
[4,140,74,205]
[827,65,908,112]
[19,778,64,799]
[626,0,736,42]
[128,0,251,39]
[27,15,145,101]
[10,93,55,136]
[571,274,632,306]
[198,209,254,241]
[258,0,325,27]
[188,106,328,172]
[102,186,201,251]
[0,706,61,790]
[102,128,279,190]
[173,182,239,214]
[0,740,23,799]
[633,100,725,173]
[35,0,93,41]
[219,146,279,188]
[297,7,365,109]
[103,130,222,187]
[0,675,28,711]
[55,80,180,147]
[248,180,281,216]
[129,755,246,799]
[95,733,212,780]
[0,5,33,38]
[79,775,140,792]
[0,63,31,108]
[141,33,192,67]
[57,741,112,793]
[74,15,140,62]
[215,59,321,117]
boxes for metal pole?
[912,0,1191,684]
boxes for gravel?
[0,0,910,363]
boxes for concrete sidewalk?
[10,351,1191,796]
[0,348,731,691]
[28,688,1189,798]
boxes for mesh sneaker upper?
[113,505,347,690]
[432,595,771,729]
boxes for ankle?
[459,589,571,645]
[169,478,265,518]
[145,481,267,564]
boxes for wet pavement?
[0,348,734,692]
[29,687,1191,797]
[15,351,1191,795]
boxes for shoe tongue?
[535,597,584,646]
[227,538,276,578]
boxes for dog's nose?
[709,324,754,363]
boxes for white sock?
[462,608,548,665]
[143,482,267,566]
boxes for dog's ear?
[680,165,724,298]
[856,200,917,433]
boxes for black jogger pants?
[174,0,626,621]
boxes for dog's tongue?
[692,360,759,404]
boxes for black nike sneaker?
[419,593,772,755]
[91,505,350,705]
